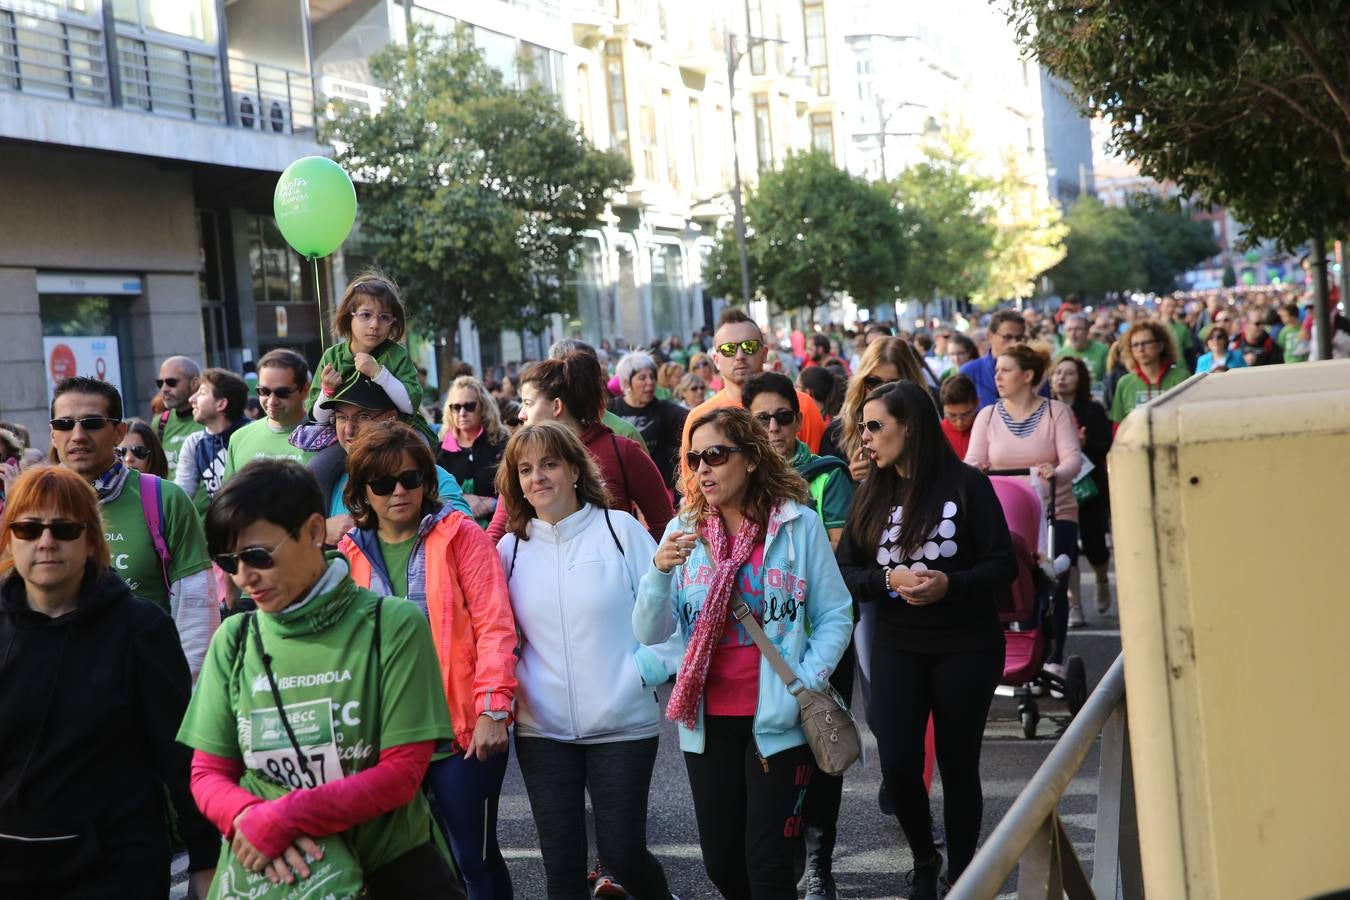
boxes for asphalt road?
[176,579,1122,899]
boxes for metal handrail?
[0,5,108,102]
[948,653,1129,899]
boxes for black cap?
[317,375,398,412]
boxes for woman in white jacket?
[495,421,676,900]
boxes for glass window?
[811,112,833,159]
[753,93,772,171]
[688,97,703,189]
[249,215,303,304]
[745,0,764,75]
[565,236,605,348]
[116,0,217,44]
[604,41,629,157]
[660,89,677,188]
[410,7,457,34]
[650,244,685,340]
[802,0,829,95]
[577,63,593,139]
[473,26,517,82]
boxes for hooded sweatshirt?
[0,565,218,894]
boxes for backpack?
[138,474,173,596]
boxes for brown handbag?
[731,602,861,776]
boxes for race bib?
[247,698,345,790]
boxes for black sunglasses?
[257,386,298,399]
[858,418,885,434]
[861,375,895,393]
[155,377,182,389]
[50,416,120,432]
[115,444,152,461]
[716,340,762,358]
[754,410,797,428]
[685,445,743,470]
[9,519,87,541]
[367,469,426,496]
[447,401,479,414]
[212,530,296,575]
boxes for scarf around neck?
[666,509,763,729]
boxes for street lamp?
[725,31,787,308]
[872,96,929,181]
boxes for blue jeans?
[424,748,513,900]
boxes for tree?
[324,28,630,353]
[1047,198,1149,299]
[970,156,1068,309]
[704,151,907,316]
[1006,0,1350,250]
[1125,195,1220,294]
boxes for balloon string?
[313,256,325,349]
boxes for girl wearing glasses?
[179,460,460,896]
[338,422,518,900]
[835,381,1015,898]
[635,406,853,899]
[438,375,510,527]
[0,466,219,897]
[116,418,170,478]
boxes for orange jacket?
[340,510,518,750]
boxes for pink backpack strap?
[138,474,173,595]
[156,409,171,437]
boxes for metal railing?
[0,4,108,104]
[228,56,315,135]
[116,33,224,123]
[948,654,1145,900]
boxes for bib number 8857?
[265,752,327,790]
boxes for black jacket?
[437,429,507,499]
[0,565,218,897]
[608,396,688,488]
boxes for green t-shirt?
[157,409,204,473]
[378,535,417,598]
[177,569,453,872]
[602,410,649,453]
[101,469,212,611]
[223,419,316,480]
[1109,365,1189,423]
[1054,341,1110,383]
[791,441,855,530]
[1164,321,1193,371]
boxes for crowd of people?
[0,272,1343,900]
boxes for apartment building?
[0,0,327,438]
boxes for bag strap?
[601,506,624,556]
[731,601,804,696]
[156,409,171,437]
[138,474,173,595]
[250,612,316,780]
[609,434,631,503]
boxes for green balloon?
[273,156,357,258]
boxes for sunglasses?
[685,445,743,470]
[754,410,797,428]
[155,377,182,389]
[367,469,426,496]
[50,415,120,432]
[861,375,895,393]
[716,340,762,358]
[8,519,87,541]
[212,530,296,575]
[115,444,152,461]
[257,386,298,399]
[858,418,885,434]
[447,401,479,414]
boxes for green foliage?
[705,151,907,313]
[1126,196,1220,294]
[323,27,630,348]
[1007,0,1350,248]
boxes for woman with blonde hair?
[439,375,510,526]
[821,336,931,468]
[634,406,853,898]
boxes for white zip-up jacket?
[498,503,669,743]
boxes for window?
[688,97,703,188]
[661,89,678,188]
[637,45,657,181]
[753,93,772,171]
[854,47,873,101]
[745,0,765,75]
[248,216,303,304]
[520,43,563,95]
[114,0,217,44]
[650,244,686,339]
[802,0,829,96]
[577,63,593,140]
[604,40,629,157]
[473,26,517,82]
[811,112,833,158]
[717,103,730,188]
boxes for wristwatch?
[482,710,509,722]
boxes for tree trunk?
[1311,234,1332,361]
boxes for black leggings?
[684,716,815,900]
[1049,519,1080,665]
[1077,497,1110,567]
[869,642,1003,883]
[515,735,669,900]
[802,638,857,836]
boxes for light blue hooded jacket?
[633,500,854,758]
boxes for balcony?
[0,5,109,104]
[676,26,724,76]
[117,34,225,123]
[569,0,615,47]
[229,56,316,135]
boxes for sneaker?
[592,859,625,898]
[1042,661,1066,679]
[1067,603,1086,627]
[803,865,838,900]
[905,850,943,900]
[1095,575,1112,614]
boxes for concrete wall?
[0,267,47,446]
[226,0,310,72]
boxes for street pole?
[726,31,754,308]
[876,96,888,182]
[1311,234,1332,360]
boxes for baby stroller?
[988,469,1088,738]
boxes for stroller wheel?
[1065,656,1088,716]
[1021,708,1039,739]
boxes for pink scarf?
[666,509,764,728]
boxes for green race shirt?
[378,535,417,598]
[157,409,204,472]
[1164,321,1194,371]
[177,564,453,871]
[223,419,316,480]
[790,441,855,530]
[101,469,212,611]
[1109,365,1189,423]
[602,410,649,453]
[1054,340,1110,383]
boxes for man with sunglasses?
[223,349,317,481]
[155,355,204,472]
[679,309,827,485]
[50,377,217,682]
[960,309,1028,410]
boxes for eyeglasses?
[996,331,1029,343]
[257,386,298,399]
[8,519,87,542]
[353,310,397,327]
[115,444,152,461]
[754,410,797,428]
[716,340,762,358]
[858,418,886,434]
[861,375,895,393]
[367,469,426,496]
[685,445,743,469]
[50,415,120,432]
[155,377,181,389]
[212,530,296,575]
[333,410,385,425]
[447,401,479,414]
[1129,340,1159,351]
[944,409,978,424]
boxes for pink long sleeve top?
[964,398,1082,523]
